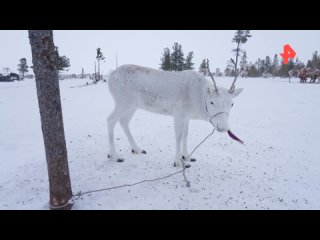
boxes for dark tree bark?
[28,30,73,210]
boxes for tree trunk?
[98,59,100,80]
[235,41,240,75]
[95,61,97,81]
[28,30,73,210]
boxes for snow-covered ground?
[1,76,320,209]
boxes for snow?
[0,76,320,209]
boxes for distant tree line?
[225,50,320,78]
[160,42,194,71]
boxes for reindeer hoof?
[182,156,196,162]
[117,158,124,163]
[132,149,147,154]
[174,162,183,167]
[185,164,191,168]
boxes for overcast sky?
[0,30,319,74]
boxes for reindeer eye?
[231,103,234,107]
[210,102,214,105]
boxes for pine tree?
[54,47,70,72]
[17,58,28,80]
[271,54,280,76]
[260,59,266,75]
[248,63,259,77]
[171,42,185,71]
[255,58,262,76]
[230,30,252,78]
[295,57,305,70]
[257,58,261,69]
[224,66,232,76]
[160,48,172,71]
[264,56,271,73]
[240,51,248,70]
[279,58,295,77]
[160,43,193,71]
[199,59,208,76]
[278,59,286,77]
[224,61,235,76]
[310,51,320,69]
[306,60,312,69]
[184,51,194,70]
[288,58,295,72]
[199,59,207,75]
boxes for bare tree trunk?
[95,61,97,81]
[98,59,100,80]
[235,42,240,75]
[28,30,73,210]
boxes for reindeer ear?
[232,88,243,98]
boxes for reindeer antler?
[206,59,219,95]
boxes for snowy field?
[0,76,320,210]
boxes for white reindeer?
[107,62,243,167]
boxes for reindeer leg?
[107,105,128,163]
[173,116,183,167]
[182,119,196,163]
[173,116,190,168]
[119,109,147,155]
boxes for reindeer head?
[205,59,243,133]
[206,87,243,132]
